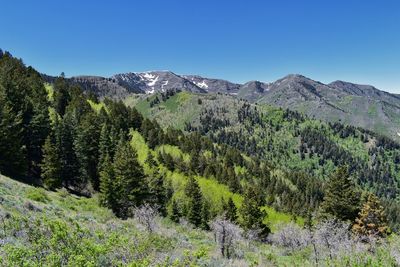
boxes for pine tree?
[53,76,70,116]
[74,112,101,190]
[320,166,360,221]
[0,88,25,177]
[147,169,167,216]
[40,136,62,190]
[352,194,390,238]
[225,197,238,222]
[239,185,270,238]
[185,176,203,227]
[98,124,113,173]
[55,115,80,190]
[99,154,115,209]
[170,199,181,223]
[112,138,147,218]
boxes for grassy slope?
[0,173,309,266]
[129,92,369,180]
[129,129,302,231]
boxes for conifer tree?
[40,136,62,190]
[0,88,25,176]
[170,199,181,223]
[352,194,389,238]
[53,76,70,116]
[112,138,146,218]
[148,169,167,216]
[55,115,80,189]
[98,124,113,173]
[200,200,211,230]
[225,197,238,222]
[185,176,203,227]
[239,185,270,238]
[74,112,101,190]
[99,154,115,209]
[320,166,360,221]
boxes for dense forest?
[1,50,400,265]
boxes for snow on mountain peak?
[194,80,209,89]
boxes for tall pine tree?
[185,176,203,227]
[112,138,147,219]
[40,136,62,190]
[320,166,360,221]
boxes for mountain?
[182,74,241,94]
[43,71,241,98]
[112,71,206,94]
[42,71,400,140]
[252,75,400,140]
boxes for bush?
[25,187,50,203]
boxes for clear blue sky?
[1,0,399,93]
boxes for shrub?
[25,187,50,203]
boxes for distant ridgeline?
[41,67,400,141]
[1,50,400,233]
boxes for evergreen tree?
[147,169,167,216]
[185,176,203,227]
[40,136,62,190]
[352,194,389,238]
[225,197,238,222]
[320,166,360,221]
[200,200,211,230]
[99,154,116,209]
[0,88,25,176]
[53,76,70,116]
[170,199,181,223]
[239,185,270,238]
[55,115,80,190]
[0,53,49,179]
[98,123,113,173]
[112,138,147,218]
[74,112,101,190]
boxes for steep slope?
[251,75,400,140]
[112,71,206,94]
[129,91,400,230]
[42,70,400,140]
[237,81,270,101]
[183,75,241,94]
[0,174,273,266]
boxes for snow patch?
[397,132,400,137]
[161,80,169,90]
[147,75,159,87]
[142,73,156,80]
[194,80,209,89]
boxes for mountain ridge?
[41,71,400,140]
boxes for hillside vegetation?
[1,50,400,266]
[130,90,400,230]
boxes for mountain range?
[42,71,400,140]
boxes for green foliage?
[223,197,238,222]
[170,199,181,223]
[240,185,270,237]
[25,187,50,203]
[111,138,147,218]
[185,176,203,227]
[320,166,360,221]
[40,136,62,190]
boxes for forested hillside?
[1,51,400,265]
[128,90,400,230]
